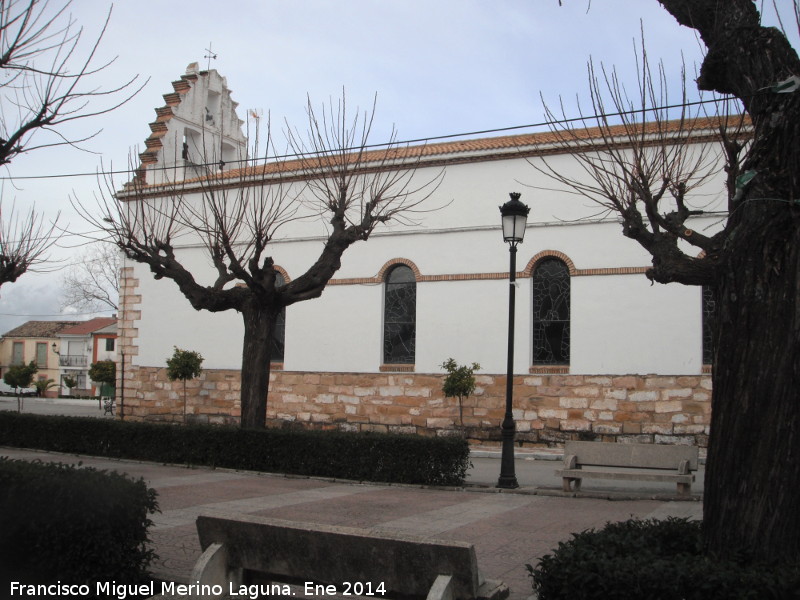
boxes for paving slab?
[0,446,703,600]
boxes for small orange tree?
[441,358,480,427]
[166,347,204,423]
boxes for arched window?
[702,285,716,365]
[271,273,286,363]
[383,264,416,364]
[532,258,570,365]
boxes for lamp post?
[497,192,530,489]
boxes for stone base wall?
[119,367,711,447]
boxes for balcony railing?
[59,355,87,367]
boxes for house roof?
[57,317,117,337]
[2,320,82,339]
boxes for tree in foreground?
[0,0,142,288]
[166,347,204,424]
[543,0,800,564]
[81,93,442,429]
[3,361,37,411]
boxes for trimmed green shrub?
[0,412,470,486]
[528,518,800,600]
[0,458,158,586]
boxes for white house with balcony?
[55,317,117,395]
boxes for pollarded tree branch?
[0,200,59,285]
[0,0,146,166]
[533,43,748,286]
[281,92,444,305]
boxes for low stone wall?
[119,367,711,447]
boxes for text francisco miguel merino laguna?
[10,580,389,598]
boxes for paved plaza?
[0,442,703,600]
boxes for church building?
[116,64,720,447]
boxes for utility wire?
[0,309,115,318]
[0,95,741,183]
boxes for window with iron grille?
[383,265,416,364]
[702,285,716,365]
[532,258,570,365]
[271,273,286,363]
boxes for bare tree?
[535,51,749,286]
[80,94,442,430]
[0,0,143,288]
[60,242,119,312]
[543,0,800,564]
[0,0,144,165]
[0,201,59,283]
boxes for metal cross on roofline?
[204,43,218,71]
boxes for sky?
[0,0,795,335]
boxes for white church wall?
[415,278,524,375]
[129,190,711,376]
[283,283,383,373]
[118,67,722,442]
[571,274,702,374]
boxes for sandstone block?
[590,397,618,410]
[593,423,622,435]
[540,408,568,420]
[622,422,642,434]
[629,390,658,402]
[655,400,683,413]
[559,397,589,409]
[562,419,591,432]
[642,423,674,434]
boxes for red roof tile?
[2,320,81,338]
[126,114,743,196]
[57,317,117,336]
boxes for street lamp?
[497,192,530,489]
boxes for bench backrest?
[564,441,699,471]
[196,514,480,599]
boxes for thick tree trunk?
[653,0,800,566]
[239,303,277,429]
[704,199,800,563]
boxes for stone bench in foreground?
[155,513,509,600]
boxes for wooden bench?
[555,441,698,496]
[183,513,509,600]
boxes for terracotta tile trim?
[524,250,577,276]
[529,365,570,374]
[379,364,415,372]
[376,258,422,281]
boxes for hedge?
[0,458,158,587]
[0,412,470,486]
[527,518,800,600]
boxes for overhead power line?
[0,96,741,183]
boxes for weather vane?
[204,43,218,71]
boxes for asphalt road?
[0,396,113,418]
